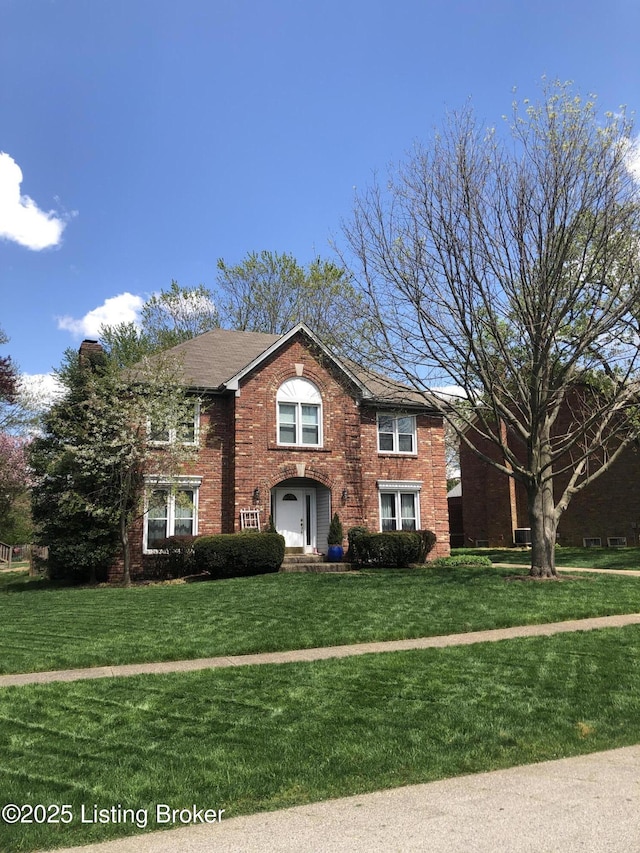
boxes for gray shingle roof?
[160,328,282,389]
[155,325,438,411]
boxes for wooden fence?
[0,543,49,572]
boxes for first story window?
[144,479,200,551]
[377,481,422,531]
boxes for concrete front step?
[282,553,325,564]
[280,551,352,573]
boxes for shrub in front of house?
[146,535,196,580]
[47,528,117,585]
[417,529,437,561]
[348,528,437,567]
[348,530,427,568]
[346,526,370,564]
[193,532,286,579]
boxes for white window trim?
[377,413,417,455]
[143,475,202,553]
[377,480,422,532]
[276,378,323,448]
[148,400,201,447]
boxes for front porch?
[271,477,332,555]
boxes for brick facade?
[112,329,450,580]
[460,404,640,549]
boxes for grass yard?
[2,625,640,852]
[452,545,640,569]
[0,566,639,675]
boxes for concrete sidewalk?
[2,611,640,689]
[45,744,640,853]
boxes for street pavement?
[46,745,640,852]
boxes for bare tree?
[343,80,640,577]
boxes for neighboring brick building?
[115,324,450,579]
[459,407,640,549]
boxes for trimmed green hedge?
[193,532,285,579]
[145,535,196,580]
[348,530,436,568]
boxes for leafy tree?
[0,329,38,544]
[215,251,373,359]
[343,79,640,577]
[0,434,32,544]
[30,344,197,584]
[0,327,23,433]
[101,280,219,367]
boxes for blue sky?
[2,0,640,387]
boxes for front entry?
[274,487,316,552]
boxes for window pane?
[149,421,170,443]
[301,405,318,425]
[176,489,196,537]
[398,417,415,453]
[147,490,168,547]
[380,493,397,531]
[279,404,296,423]
[148,490,168,519]
[378,415,394,451]
[279,403,297,443]
[398,433,414,453]
[400,493,417,530]
[147,520,168,547]
[302,426,318,444]
[301,405,319,444]
[379,433,394,451]
[280,424,296,443]
[178,406,196,443]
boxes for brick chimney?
[78,339,105,367]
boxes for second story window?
[276,378,322,447]
[377,413,416,454]
[149,401,200,446]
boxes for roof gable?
[155,323,439,412]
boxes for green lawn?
[2,625,640,852]
[0,565,639,674]
[452,545,640,569]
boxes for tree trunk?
[527,479,558,578]
[120,513,131,587]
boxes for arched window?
[276,378,322,447]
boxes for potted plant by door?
[326,513,344,562]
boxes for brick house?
[459,405,640,549]
[110,324,450,579]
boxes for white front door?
[275,488,315,551]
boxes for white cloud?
[19,373,65,411]
[0,152,67,250]
[625,135,640,184]
[57,292,145,338]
